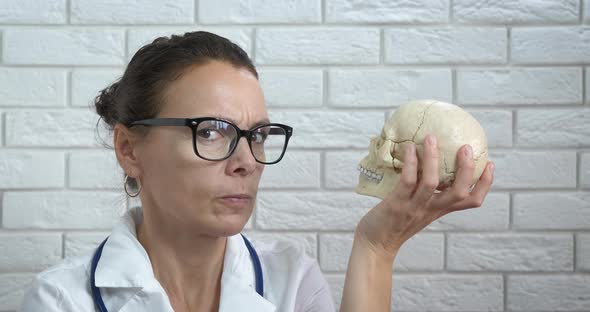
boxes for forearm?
[339,229,397,312]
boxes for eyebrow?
[218,116,271,128]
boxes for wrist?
[353,228,398,264]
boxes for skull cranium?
[356,100,489,199]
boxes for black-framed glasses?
[130,117,293,165]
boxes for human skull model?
[356,99,488,199]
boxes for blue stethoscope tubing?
[90,234,264,312]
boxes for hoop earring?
[124,174,141,197]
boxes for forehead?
[159,60,268,127]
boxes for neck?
[136,207,227,312]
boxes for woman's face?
[135,60,268,237]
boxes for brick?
[71,69,122,107]
[3,29,125,65]
[64,232,109,258]
[69,150,122,189]
[259,69,323,107]
[326,0,448,23]
[586,0,590,22]
[454,0,579,23]
[586,67,590,104]
[0,233,62,272]
[392,275,503,311]
[0,151,65,188]
[199,0,320,24]
[507,275,590,311]
[242,231,317,259]
[0,0,65,24]
[577,233,590,271]
[127,28,252,60]
[71,0,193,24]
[6,110,98,147]
[513,192,590,230]
[467,110,513,147]
[490,151,576,189]
[582,153,590,189]
[0,274,36,311]
[328,69,452,107]
[325,151,368,189]
[384,28,506,64]
[517,109,590,147]
[448,233,573,272]
[457,68,582,105]
[427,193,510,231]
[319,233,444,272]
[256,28,380,65]
[268,111,384,148]
[259,151,320,189]
[256,192,380,230]
[0,69,67,107]
[2,191,126,229]
[512,27,590,64]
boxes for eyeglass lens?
[195,120,287,163]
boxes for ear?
[114,123,143,178]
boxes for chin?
[210,215,250,237]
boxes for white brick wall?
[0,1,588,311]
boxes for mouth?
[218,194,253,209]
[357,164,383,183]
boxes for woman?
[19,31,494,312]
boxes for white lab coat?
[18,207,335,312]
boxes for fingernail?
[465,145,473,158]
[490,162,495,172]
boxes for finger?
[413,134,439,205]
[392,142,418,201]
[445,161,495,213]
[432,144,475,208]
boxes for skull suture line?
[356,100,489,199]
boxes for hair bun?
[94,80,120,129]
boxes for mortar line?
[64,151,70,189]
[509,193,514,231]
[124,29,129,62]
[1,112,5,147]
[452,67,457,104]
[0,192,3,228]
[449,0,454,23]
[583,66,587,105]
[379,28,385,65]
[577,151,582,189]
[442,232,449,272]
[194,0,199,24]
[61,232,66,259]
[580,0,584,23]
[573,232,577,272]
[507,27,511,65]
[65,0,71,24]
[251,27,257,63]
[512,110,517,146]
[321,0,326,24]
[321,68,327,107]
[503,273,507,312]
[66,70,72,107]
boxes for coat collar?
[94,207,276,312]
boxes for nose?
[225,136,257,175]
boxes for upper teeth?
[357,165,383,183]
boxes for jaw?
[355,165,401,199]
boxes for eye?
[197,128,222,140]
[250,131,268,144]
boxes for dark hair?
[94,31,258,191]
